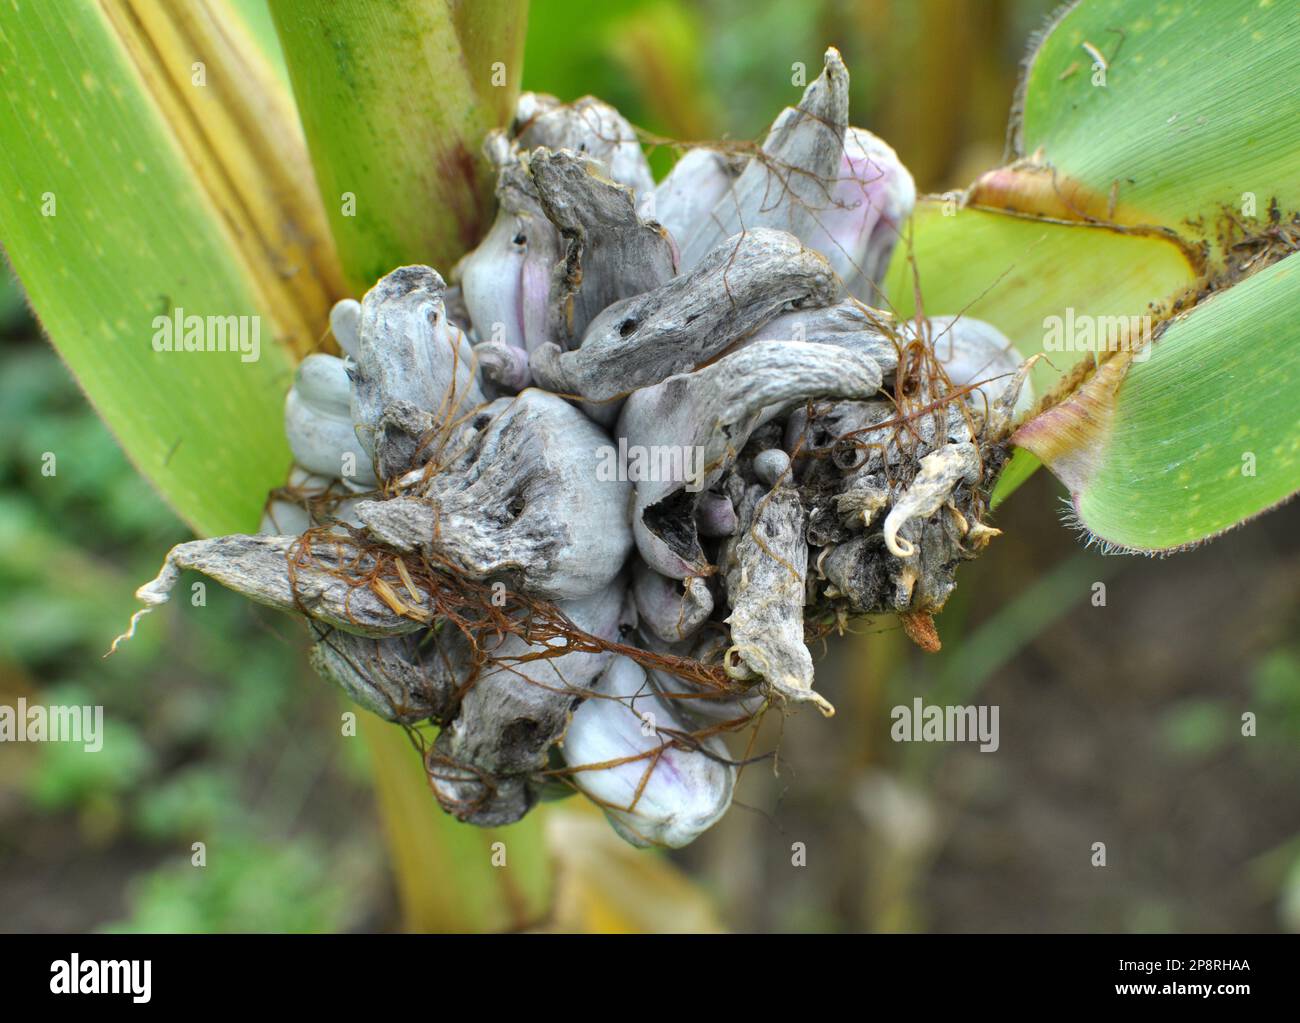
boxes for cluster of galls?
[120,50,1030,848]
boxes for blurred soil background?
[2,0,1297,932]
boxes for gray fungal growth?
[529,148,678,349]
[429,579,624,826]
[532,227,841,410]
[633,561,714,644]
[619,339,884,578]
[651,147,744,247]
[561,654,736,848]
[114,48,1031,849]
[512,92,655,198]
[113,534,430,644]
[676,47,850,270]
[350,265,484,480]
[285,354,377,485]
[359,388,633,600]
[721,482,825,714]
[308,627,467,725]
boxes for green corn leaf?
[887,200,1197,399]
[989,447,1040,511]
[891,0,1300,390]
[0,266,26,327]
[450,0,526,125]
[269,0,529,293]
[978,0,1300,260]
[1013,251,1300,553]
[0,0,343,538]
[890,0,1300,527]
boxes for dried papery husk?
[533,227,841,410]
[356,388,633,600]
[619,338,883,577]
[559,654,736,849]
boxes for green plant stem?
[270,0,530,292]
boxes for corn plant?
[1,0,1296,931]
